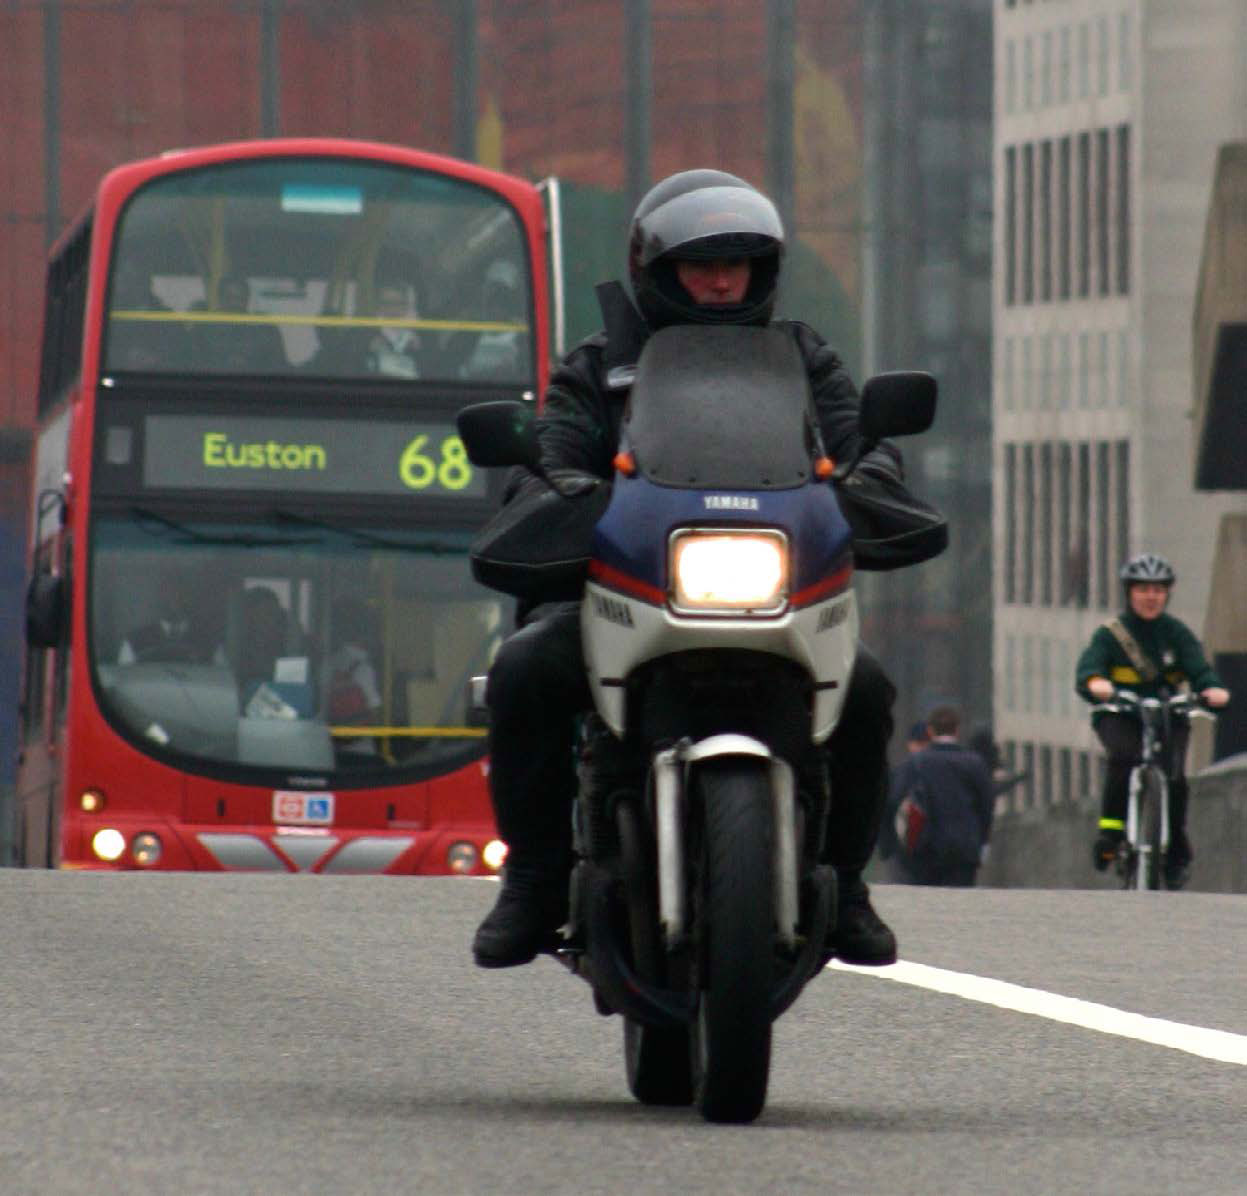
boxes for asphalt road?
[1,871,1244,1195]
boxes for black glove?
[850,439,905,484]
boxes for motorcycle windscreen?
[624,324,817,490]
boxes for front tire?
[1139,767,1165,891]
[689,759,774,1124]
[618,799,693,1106]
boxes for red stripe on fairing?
[790,559,853,609]
[588,559,666,605]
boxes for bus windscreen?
[103,159,534,385]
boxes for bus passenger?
[326,596,383,758]
[107,260,190,372]
[364,280,422,379]
[118,570,212,665]
[192,275,287,374]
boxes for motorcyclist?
[473,168,911,969]
[1075,552,1230,888]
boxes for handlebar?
[1089,690,1216,720]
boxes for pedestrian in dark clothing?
[883,705,994,887]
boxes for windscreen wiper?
[130,506,313,548]
[269,508,463,555]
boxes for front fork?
[1125,763,1169,861]
[650,734,800,953]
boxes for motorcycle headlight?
[669,529,789,614]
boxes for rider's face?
[1128,582,1170,620]
[675,258,751,306]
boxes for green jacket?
[1075,609,1221,703]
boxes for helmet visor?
[636,186,783,268]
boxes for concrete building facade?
[992,0,1247,811]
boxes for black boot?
[472,860,570,968]
[831,871,898,966]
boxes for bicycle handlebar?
[1089,690,1216,720]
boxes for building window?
[1116,439,1131,576]
[1077,131,1091,297]
[1096,440,1111,607]
[1041,30,1053,108]
[1077,21,1090,99]
[1022,143,1035,303]
[1074,441,1091,608]
[1004,146,1017,305]
[1039,140,1053,302]
[1006,39,1017,114]
[1023,35,1034,111]
[1059,748,1073,803]
[1096,128,1111,296]
[1097,14,1110,96]
[1059,25,1071,103]
[1022,335,1033,408]
[1116,124,1131,294]
[1058,136,1072,299]
[1099,329,1110,407]
[1058,442,1072,604]
[1004,442,1018,603]
[1022,443,1036,604]
[1117,329,1131,407]
[1039,441,1053,605]
[1119,11,1133,91]
[1077,330,1089,406]
[1003,336,1015,410]
[1058,332,1070,407]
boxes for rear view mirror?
[858,371,938,445]
[456,400,541,470]
[25,571,66,648]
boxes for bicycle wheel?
[1138,766,1165,891]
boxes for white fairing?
[581,582,859,744]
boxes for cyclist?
[1075,552,1229,888]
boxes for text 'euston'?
[202,433,327,471]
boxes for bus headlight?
[92,828,127,862]
[670,530,789,614]
[447,841,479,874]
[482,839,508,872]
[131,833,163,867]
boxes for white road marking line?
[830,959,1247,1066]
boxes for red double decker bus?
[17,138,548,874]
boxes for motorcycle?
[458,324,937,1123]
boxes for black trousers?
[485,601,896,874]
[1093,712,1190,831]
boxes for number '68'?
[399,434,472,491]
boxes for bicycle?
[1090,690,1215,890]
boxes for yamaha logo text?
[704,495,759,510]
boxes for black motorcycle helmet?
[627,169,784,329]
[1120,552,1175,591]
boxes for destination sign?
[142,414,486,498]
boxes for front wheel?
[1138,766,1166,891]
[688,759,774,1124]
[617,799,693,1107]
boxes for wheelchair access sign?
[272,791,335,826]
